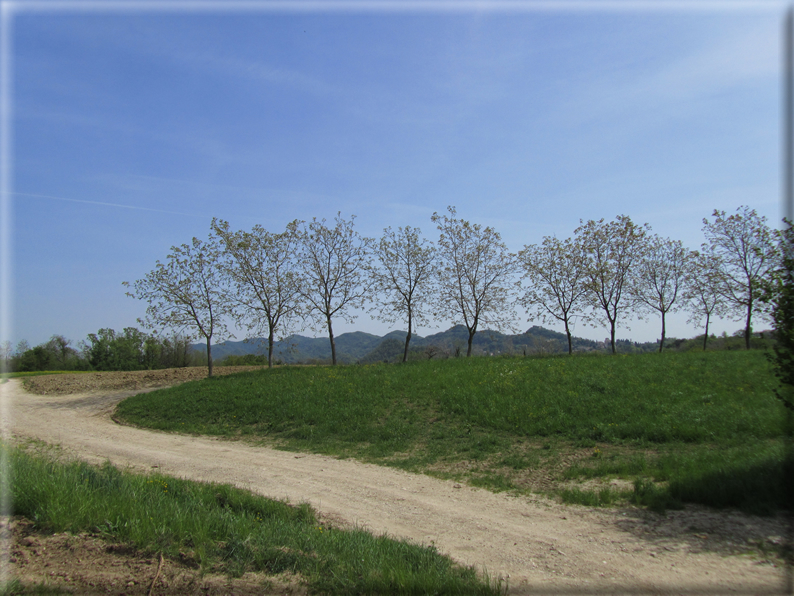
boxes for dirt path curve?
[4,379,789,595]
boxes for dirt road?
[5,376,790,594]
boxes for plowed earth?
[4,368,791,595]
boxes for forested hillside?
[193,325,659,365]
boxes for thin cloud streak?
[13,192,206,218]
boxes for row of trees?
[521,208,780,355]
[1,329,195,373]
[1,336,85,372]
[125,205,785,375]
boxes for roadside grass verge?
[5,442,503,595]
[114,351,786,514]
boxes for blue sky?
[4,1,787,350]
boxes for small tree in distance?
[685,249,727,351]
[576,215,650,354]
[518,235,588,355]
[124,235,232,377]
[631,235,692,352]
[370,226,436,362]
[297,213,373,366]
[702,206,780,349]
[0,340,11,372]
[213,218,303,368]
[431,206,517,357]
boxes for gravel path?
[4,372,790,594]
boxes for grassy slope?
[115,351,786,514]
[6,442,502,595]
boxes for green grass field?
[5,442,502,595]
[114,351,788,515]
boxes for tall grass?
[114,351,787,513]
[7,443,502,595]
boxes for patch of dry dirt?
[21,367,264,396]
[4,371,792,595]
[4,517,305,595]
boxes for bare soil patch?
[5,516,305,595]
[21,366,264,396]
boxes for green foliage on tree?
[12,335,87,372]
[762,222,794,410]
[16,346,52,372]
[82,328,194,372]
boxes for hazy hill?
[194,331,388,364]
[191,324,646,364]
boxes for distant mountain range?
[191,325,659,364]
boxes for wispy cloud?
[68,20,339,98]
[633,21,778,103]
[13,192,206,217]
[558,18,779,128]
[191,51,337,97]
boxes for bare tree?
[213,218,303,368]
[431,206,517,357]
[370,226,436,362]
[518,235,588,355]
[297,213,373,366]
[124,235,232,377]
[685,249,728,351]
[631,236,693,352]
[576,215,650,354]
[702,206,780,349]
[0,340,11,372]
[14,340,30,359]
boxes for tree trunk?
[327,315,337,365]
[609,319,617,354]
[703,312,711,351]
[745,298,753,350]
[564,317,573,355]
[267,329,275,369]
[658,312,666,353]
[403,310,412,363]
[467,328,475,357]
[206,336,213,378]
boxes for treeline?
[1,328,199,373]
[124,205,787,376]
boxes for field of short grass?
[115,351,788,514]
[5,441,502,595]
